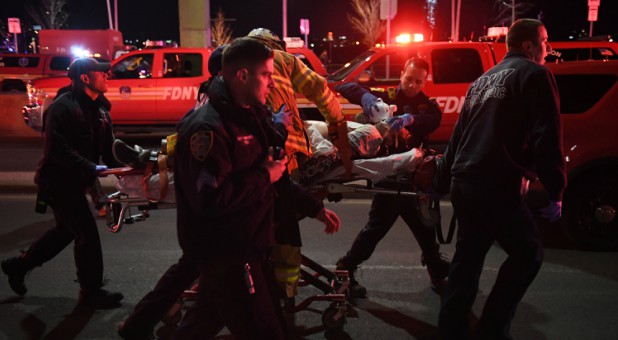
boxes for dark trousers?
[172,255,286,340]
[123,253,198,331]
[342,193,439,267]
[26,186,104,289]
[439,179,543,340]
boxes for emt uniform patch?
[190,130,213,161]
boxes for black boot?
[118,320,158,340]
[1,254,35,296]
[78,287,124,309]
[112,139,155,169]
[421,252,451,293]
[336,257,367,298]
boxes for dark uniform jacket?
[175,77,322,260]
[335,82,442,152]
[435,51,566,201]
[36,88,120,191]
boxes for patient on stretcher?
[298,119,424,186]
[110,111,425,202]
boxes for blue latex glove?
[386,113,414,131]
[95,165,108,172]
[273,104,292,128]
[361,93,379,121]
[539,200,562,222]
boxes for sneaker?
[97,206,107,218]
[421,253,451,291]
[1,256,32,296]
[336,258,367,298]
[118,321,157,340]
[78,288,124,309]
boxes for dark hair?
[222,37,274,78]
[506,19,544,49]
[403,57,430,73]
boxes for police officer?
[435,19,565,339]
[171,37,288,340]
[1,57,124,308]
[334,57,449,298]
[118,44,340,339]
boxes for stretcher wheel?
[321,305,345,330]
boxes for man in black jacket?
[435,19,566,339]
[334,58,449,298]
[118,45,339,340]
[170,37,328,340]
[1,57,124,308]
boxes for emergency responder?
[1,57,124,308]
[246,28,352,177]
[170,37,338,340]
[118,44,340,340]
[246,27,352,303]
[434,19,566,339]
[55,83,111,217]
[334,57,450,298]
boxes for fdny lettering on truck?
[163,86,199,100]
[434,96,465,114]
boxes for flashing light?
[396,34,411,44]
[395,33,424,44]
[71,46,91,58]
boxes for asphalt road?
[1,137,618,339]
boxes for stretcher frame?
[99,167,432,331]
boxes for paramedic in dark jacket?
[334,57,449,298]
[1,57,124,308]
[171,38,288,340]
[434,19,566,340]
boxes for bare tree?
[491,0,535,27]
[27,0,69,29]
[348,0,385,47]
[211,8,233,47]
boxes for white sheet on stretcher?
[321,147,423,183]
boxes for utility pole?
[282,0,287,37]
[205,0,211,47]
[115,0,118,31]
[512,0,516,25]
[106,0,113,29]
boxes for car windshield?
[328,50,377,82]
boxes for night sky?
[2,0,617,44]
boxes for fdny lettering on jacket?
[465,69,515,110]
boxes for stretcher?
[98,138,440,331]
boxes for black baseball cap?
[207,45,227,77]
[68,57,111,81]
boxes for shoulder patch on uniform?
[190,130,213,161]
[369,87,386,92]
